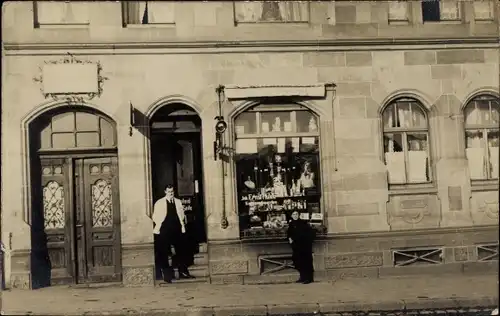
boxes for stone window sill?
[471,179,499,192]
[125,23,176,29]
[423,20,463,25]
[389,183,437,196]
[36,24,89,29]
[240,225,327,242]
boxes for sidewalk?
[1,274,498,315]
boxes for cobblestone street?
[1,274,498,315]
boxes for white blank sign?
[43,63,99,95]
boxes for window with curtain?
[382,98,431,185]
[233,103,323,238]
[234,1,309,23]
[464,95,500,181]
[422,0,462,22]
[122,1,175,26]
[35,1,90,27]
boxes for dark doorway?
[150,104,206,279]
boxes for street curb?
[10,296,496,316]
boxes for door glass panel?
[51,112,75,132]
[40,125,52,149]
[176,140,194,196]
[91,179,113,227]
[52,133,76,148]
[76,132,100,147]
[43,180,65,229]
[100,118,115,147]
[75,112,99,131]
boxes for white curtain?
[466,148,486,180]
[385,152,406,184]
[408,151,428,183]
[489,146,499,179]
[440,2,461,21]
[235,1,308,23]
[277,2,309,22]
[37,1,89,25]
[235,2,263,22]
[147,1,175,24]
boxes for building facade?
[1,1,499,289]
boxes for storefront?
[2,0,498,288]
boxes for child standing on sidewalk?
[287,211,315,284]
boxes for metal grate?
[393,247,443,267]
[477,243,499,262]
[259,255,295,275]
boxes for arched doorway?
[29,106,122,288]
[149,103,206,280]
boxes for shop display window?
[234,103,325,239]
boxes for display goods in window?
[234,104,325,239]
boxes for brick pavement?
[0,274,498,315]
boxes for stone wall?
[207,226,499,284]
[1,1,499,287]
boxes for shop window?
[234,1,309,24]
[234,103,322,238]
[382,98,431,185]
[34,1,90,28]
[38,110,116,150]
[388,1,410,24]
[122,1,175,26]
[464,95,500,181]
[473,1,495,21]
[422,0,461,22]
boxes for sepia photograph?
[0,1,498,315]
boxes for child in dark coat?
[287,211,315,284]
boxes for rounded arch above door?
[30,107,118,153]
[150,103,201,133]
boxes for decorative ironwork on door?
[91,179,113,227]
[43,180,65,229]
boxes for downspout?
[216,85,229,229]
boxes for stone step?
[194,252,208,266]
[199,243,208,253]
[189,265,209,278]
[156,277,209,286]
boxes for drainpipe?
[216,85,229,229]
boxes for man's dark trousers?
[156,200,188,281]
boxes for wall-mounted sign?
[42,63,98,94]
[33,54,107,103]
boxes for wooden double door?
[33,156,122,286]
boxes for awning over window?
[223,83,333,100]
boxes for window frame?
[36,109,118,155]
[33,0,91,29]
[421,0,463,23]
[388,1,411,25]
[464,95,500,185]
[233,1,311,25]
[121,1,176,28]
[381,98,434,192]
[231,103,325,240]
